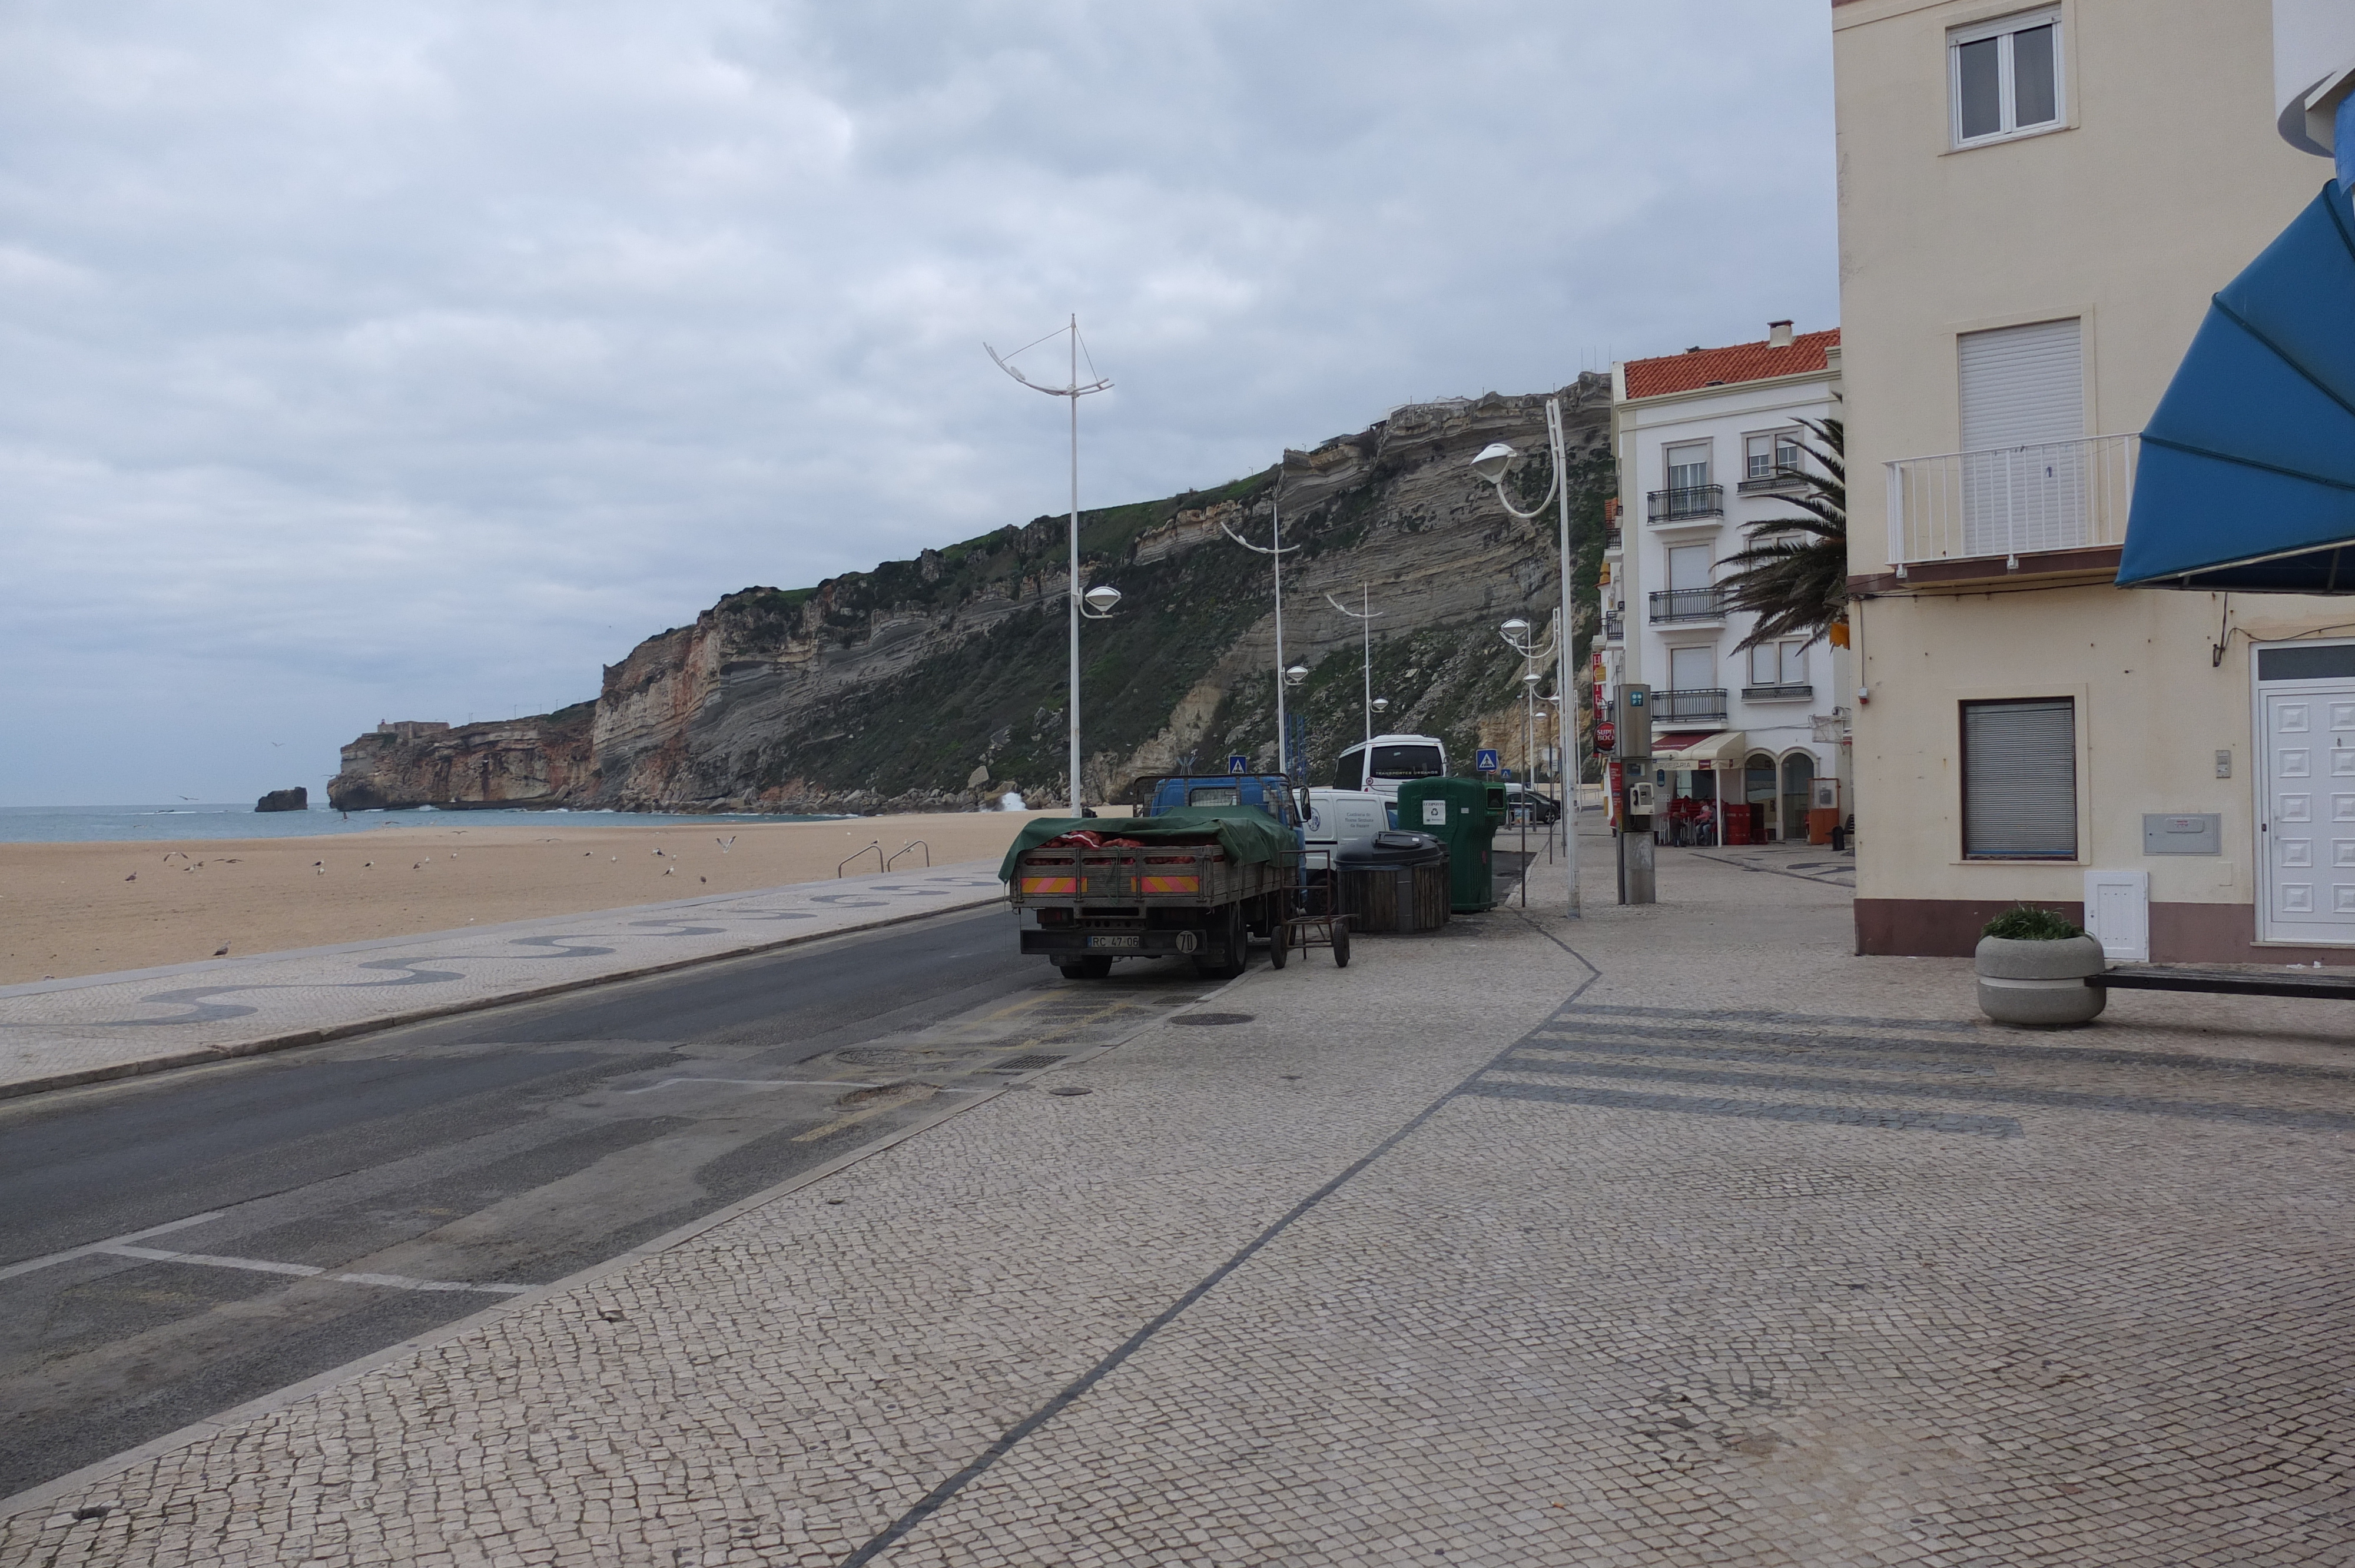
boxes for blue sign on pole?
[1475,748,1500,774]
[1228,754,1248,775]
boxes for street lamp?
[1323,583,1386,755]
[1083,583,1123,617]
[1285,663,1308,687]
[987,315,1112,813]
[1471,397,1581,919]
[1220,468,1303,779]
[1372,696,1390,715]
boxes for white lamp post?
[1471,396,1580,918]
[1323,584,1386,755]
[1220,472,1303,779]
[987,316,1112,812]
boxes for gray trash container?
[1335,830,1451,934]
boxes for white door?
[2260,686,2355,941]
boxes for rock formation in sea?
[255,786,309,813]
[329,379,1615,815]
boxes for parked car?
[1500,783,1561,825]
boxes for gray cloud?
[0,0,1835,805]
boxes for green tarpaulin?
[997,806,1296,882]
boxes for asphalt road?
[0,905,1213,1500]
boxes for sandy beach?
[0,810,1054,985]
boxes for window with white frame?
[1744,430,1805,481]
[1665,443,1710,491]
[1746,642,1809,687]
[1950,9,2063,148]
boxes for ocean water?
[0,804,851,845]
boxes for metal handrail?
[1648,587,1726,623]
[1653,687,1729,724]
[837,841,883,878]
[1885,433,2139,567]
[1645,484,1724,523]
[886,839,931,869]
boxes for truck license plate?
[1086,934,1143,950]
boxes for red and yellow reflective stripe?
[1021,875,1077,895]
[1141,875,1200,895]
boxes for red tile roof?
[1623,328,1840,401]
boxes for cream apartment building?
[1837,0,2355,959]
[1603,327,1851,843]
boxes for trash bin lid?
[1335,829,1448,868]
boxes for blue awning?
[2116,181,2355,590]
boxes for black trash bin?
[1335,830,1451,935]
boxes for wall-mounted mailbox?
[2142,813,2222,855]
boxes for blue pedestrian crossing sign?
[1475,748,1500,774]
[1227,754,1248,775]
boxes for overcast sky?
[0,1,1836,807]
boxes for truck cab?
[1328,733,1450,802]
[1140,775,1307,830]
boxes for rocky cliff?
[329,377,1616,815]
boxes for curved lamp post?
[987,315,1112,812]
[1471,395,1580,918]
[1220,473,1303,779]
[1324,583,1386,755]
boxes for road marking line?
[333,1272,530,1295]
[0,1211,227,1283]
[96,1244,529,1295]
[623,1077,886,1094]
[100,1244,320,1277]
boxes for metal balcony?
[1648,587,1727,624]
[1646,484,1723,524]
[1654,687,1728,725]
[1885,433,2139,567]
[1741,683,1815,702]
[1737,470,1809,496]
[1602,612,1624,643]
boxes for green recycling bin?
[1396,777,1501,913]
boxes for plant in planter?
[1974,903,2107,1026]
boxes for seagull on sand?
[214,943,229,956]
[124,873,136,882]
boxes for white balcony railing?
[1885,433,2139,568]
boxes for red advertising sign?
[1594,720,1617,751]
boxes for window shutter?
[1959,318,2082,450]
[1958,318,2087,553]
[1963,699,2077,858]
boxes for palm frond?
[1715,413,1847,652]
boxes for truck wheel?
[1059,956,1113,979]
[1332,922,1351,968]
[1215,899,1253,970]
[1268,912,1289,969]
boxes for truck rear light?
[1037,908,1070,926]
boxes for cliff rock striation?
[330,378,1616,815]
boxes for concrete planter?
[1974,934,2107,1026]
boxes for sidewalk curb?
[0,969,1230,1526]
[0,893,1005,1104]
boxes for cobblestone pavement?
[0,864,1004,1097]
[6,848,2355,1565]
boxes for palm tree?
[1717,417,1846,650]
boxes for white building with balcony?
[1601,324,1848,844]
[1836,0,2350,961]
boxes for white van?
[1328,733,1450,802]
[1301,788,1392,872]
